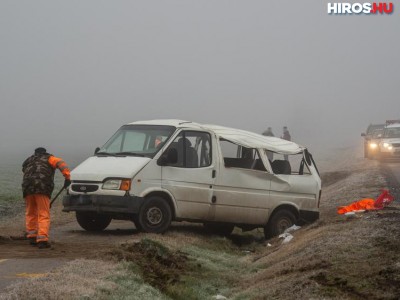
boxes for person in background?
[262,127,275,161]
[262,127,274,137]
[281,126,291,161]
[281,126,291,141]
[22,147,71,249]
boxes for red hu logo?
[328,2,394,14]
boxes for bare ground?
[0,148,399,299]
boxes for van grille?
[71,184,98,193]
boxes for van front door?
[160,131,216,220]
[212,140,271,225]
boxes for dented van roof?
[128,119,304,154]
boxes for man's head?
[155,136,162,147]
[34,147,47,155]
[283,126,287,130]
[267,127,272,131]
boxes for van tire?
[203,223,234,236]
[131,216,143,231]
[76,211,112,232]
[138,196,172,233]
[264,209,296,239]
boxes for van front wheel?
[76,211,112,232]
[138,196,172,233]
[264,210,296,239]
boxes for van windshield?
[97,125,176,158]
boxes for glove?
[64,179,71,188]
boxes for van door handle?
[212,170,216,178]
[212,196,217,203]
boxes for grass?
[106,238,254,299]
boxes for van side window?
[265,151,311,175]
[220,139,266,171]
[167,131,212,168]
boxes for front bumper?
[62,194,144,214]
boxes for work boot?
[37,241,51,249]
[28,237,37,246]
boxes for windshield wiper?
[115,152,145,157]
[96,152,118,157]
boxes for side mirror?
[157,148,178,166]
[94,147,100,154]
[361,133,366,137]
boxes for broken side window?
[219,139,266,171]
[265,151,310,175]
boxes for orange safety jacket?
[48,156,71,180]
[337,190,394,214]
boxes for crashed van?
[63,120,321,238]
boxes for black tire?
[131,215,143,231]
[203,223,234,236]
[76,211,112,232]
[264,209,296,239]
[138,196,172,233]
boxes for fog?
[1,1,399,166]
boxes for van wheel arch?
[264,205,299,239]
[136,193,174,234]
[142,191,176,220]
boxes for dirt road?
[385,161,400,183]
[0,219,140,291]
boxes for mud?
[0,221,139,260]
[107,239,189,292]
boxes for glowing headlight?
[369,143,377,149]
[102,179,131,191]
[383,143,390,148]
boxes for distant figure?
[262,127,274,161]
[281,126,291,141]
[262,127,274,137]
[22,147,71,249]
[281,126,291,161]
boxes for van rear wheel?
[76,211,112,232]
[138,196,172,233]
[264,210,296,239]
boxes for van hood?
[71,156,152,182]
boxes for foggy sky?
[1,1,399,166]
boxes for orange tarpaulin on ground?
[337,190,394,215]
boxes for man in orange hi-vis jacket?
[22,147,71,249]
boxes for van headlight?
[369,143,377,149]
[383,143,393,150]
[102,179,131,191]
